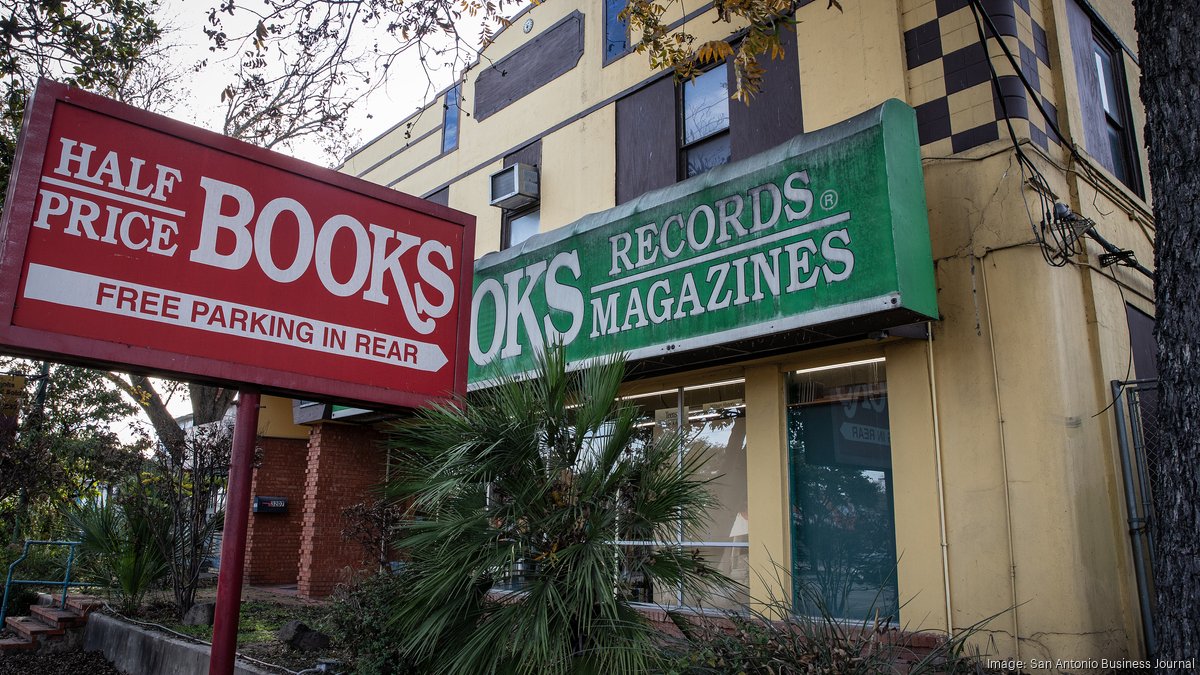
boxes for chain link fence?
[1122,382,1161,550]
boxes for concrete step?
[0,635,37,652]
[5,615,64,641]
[30,604,86,628]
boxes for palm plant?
[64,496,167,613]
[381,346,727,675]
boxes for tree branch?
[103,372,186,451]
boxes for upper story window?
[1091,34,1139,192]
[614,30,800,205]
[442,83,461,154]
[425,186,449,206]
[604,0,630,63]
[1067,0,1141,195]
[495,142,541,250]
[680,67,731,178]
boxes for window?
[680,67,731,178]
[1067,0,1141,195]
[1091,35,1139,191]
[441,83,461,154]
[604,0,630,64]
[618,379,750,610]
[1125,304,1158,452]
[787,359,898,622]
[502,207,539,249]
[492,378,749,609]
[614,34,800,204]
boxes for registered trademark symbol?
[820,190,839,210]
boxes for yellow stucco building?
[319,0,1157,668]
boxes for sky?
[112,0,492,428]
[154,0,482,166]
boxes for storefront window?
[618,378,749,609]
[786,359,898,622]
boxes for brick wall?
[243,436,309,585]
[297,423,387,597]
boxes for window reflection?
[441,84,460,153]
[681,67,731,178]
[617,379,749,609]
[683,383,748,547]
[604,0,629,61]
[493,379,750,609]
[787,360,898,622]
[505,208,539,248]
[1093,43,1133,187]
[684,134,732,178]
[682,68,730,144]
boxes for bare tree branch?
[103,372,187,451]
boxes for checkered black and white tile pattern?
[901,0,1061,156]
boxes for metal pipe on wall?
[925,322,954,635]
[1110,379,1157,657]
[979,259,1022,659]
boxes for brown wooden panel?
[1126,304,1158,382]
[474,11,585,121]
[425,186,449,206]
[1125,303,1158,440]
[616,76,678,205]
[1066,0,1113,171]
[504,139,543,168]
[729,29,803,160]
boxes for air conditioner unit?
[489,163,539,210]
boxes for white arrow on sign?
[23,264,448,373]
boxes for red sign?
[0,80,475,409]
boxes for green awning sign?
[469,99,937,385]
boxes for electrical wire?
[966,0,1152,279]
[966,0,1146,221]
[960,3,1147,420]
[964,0,1149,421]
[1090,262,1136,418]
[966,0,1080,268]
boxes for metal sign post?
[208,390,261,675]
